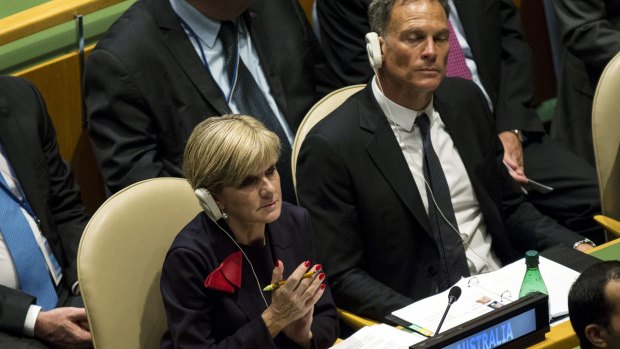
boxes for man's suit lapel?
[0,104,46,228]
[358,86,432,235]
[453,0,496,95]
[153,0,231,115]
[453,0,484,61]
[434,89,493,207]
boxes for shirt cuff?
[23,305,42,337]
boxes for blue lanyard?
[176,15,240,104]
[0,172,40,227]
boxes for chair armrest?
[594,215,620,239]
[337,308,379,330]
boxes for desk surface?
[527,238,620,349]
[334,240,620,349]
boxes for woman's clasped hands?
[261,260,326,349]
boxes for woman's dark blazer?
[160,202,338,349]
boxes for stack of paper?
[391,256,580,335]
[330,324,426,349]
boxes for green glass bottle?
[518,250,548,298]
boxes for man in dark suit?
[296,0,590,321]
[551,0,620,165]
[316,0,603,243]
[84,0,337,202]
[0,76,91,348]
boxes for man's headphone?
[194,188,223,221]
[365,32,382,71]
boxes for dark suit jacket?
[551,0,620,164]
[0,76,89,336]
[317,0,544,134]
[85,0,337,194]
[296,80,583,321]
[160,202,338,349]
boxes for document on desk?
[391,256,580,335]
[330,324,426,348]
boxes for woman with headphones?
[159,114,338,348]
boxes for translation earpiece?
[194,188,223,221]
[365,32,383,71]
[193,188,270,308]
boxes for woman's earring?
[221,211,228,220]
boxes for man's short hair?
[568,260,620,349]
[368,0,450,37]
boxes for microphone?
[434,286,462,335]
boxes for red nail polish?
[315,264,322,271]
[319,273,325,280]
[275,260,280,268]
[304,260,310,267]
[321,283,326,290]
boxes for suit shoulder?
[308,89,365,138]
[0,76,37,99]
[437,78,484,98]
[0,76,45,125]
[281,201,308,216]
[92,1,158,55]
[436,78,490,109]
[168,213,210,252]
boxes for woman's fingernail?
[319,273,325,280]
[304,260,310,267]
[321,284,326,290]
[275,260,280,268]
[315,264,322,271]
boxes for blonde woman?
[160,115,338,349]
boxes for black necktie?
[416,113,470,290]
[219,21,295,203]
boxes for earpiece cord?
[213,220,270,309]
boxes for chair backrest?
[78,177,202,349]
[592,52,620,224]
[291,84,365,190]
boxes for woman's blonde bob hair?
[183,114,281,194]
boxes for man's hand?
[34,307,92,348]
[499,131,527,184]
[575,243,594,252]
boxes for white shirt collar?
[371,77,436,132]
[171,0,247,48]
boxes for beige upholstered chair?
[291,84,378,330]
[78,178,202,349]
[291,84,365,189]
[592,52,620,239]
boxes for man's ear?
[379,36,385,63]
[585,324,609,348]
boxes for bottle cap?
[525,250,539,267]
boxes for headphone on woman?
[194,188,223,221]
